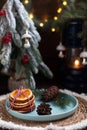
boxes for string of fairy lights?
[23,0,68,32]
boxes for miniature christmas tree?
[0,0,53,89]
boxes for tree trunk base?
[8,77,29,91]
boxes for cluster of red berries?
[2,32,12,44]
[0,9,6,16]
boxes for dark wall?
[38,29,59,75]
[34,28,60,88]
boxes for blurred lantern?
[62,19,84,69]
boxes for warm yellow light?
[73,59,81,68]
[51,28,56,32]
[44,19,48,22]
[29,13,34,19]
[54,16,58,21]
[39,22,44,27]
[63,1,67,6]
[24,0,29,4]
[57,8,62,13]
[74,59,80,66]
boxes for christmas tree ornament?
[21,53,29,64]
[2,32,12,44]
[24,39,31,48]
[22,30,32,39]
[0,0,53,89]
[80,49,87,65]
[56,42,66,58]
[0,9,6,16]
[22,30,31,48]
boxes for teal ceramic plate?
[5,89,78,121]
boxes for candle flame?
[74,59,80,66]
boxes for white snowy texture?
[0,0,41,72]
[14,0,41,43]
[0,42,12,73]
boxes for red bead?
[2,32,12,44]
[21,54,29,64]
[0,9,6,16]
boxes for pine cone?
[37,103,52,115]
[42,86,59,101]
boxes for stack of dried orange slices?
[9,87,35,113]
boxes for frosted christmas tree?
[0,0,53,89]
